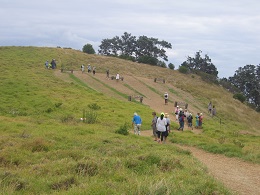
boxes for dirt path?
[56,71,260,195]
[140,130,260,195]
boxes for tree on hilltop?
[98,32,172,67]
[83,44,95,54]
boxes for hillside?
[0,46,259,194]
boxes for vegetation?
[0,46,259,194]
[98,32,172,66]
[82,43,95,54]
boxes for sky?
[1,0,259,78]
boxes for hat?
[160,112,165,116]
[177,106,179,107]
[134,112,137,116]
[179,108,183,111]
[190,113,192,116]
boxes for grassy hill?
[0,46,259,194]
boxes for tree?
[228,64,260,110]
[181,51,218,77]
[168,63,175,70]
[82,44,95,54]
[98,32,172,66]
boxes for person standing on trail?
[208,101,212,114]
[174,106,179,121]
[187,113,193,130]
[106,69,109,79]
[164,92,168,105]
[195,113,200,128]
[81,64,85,73]
[45,60,49,69]
[116,73,120,82]
[132,112,142,135]
[156,112,167,143]
[87,64,91,73]
[151,112,158,141]
[177,108,185,131]
[212,105,216,117]
[164,113,171,142]
[199,113,203,128]
[93,66,96,75]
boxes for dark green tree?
[98,32,172,66]
[82,44,95,54]
[168,63,175,70]
[229,64,260,110]
[181,51,218,76]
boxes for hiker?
[187,113,193,130]
[184,109,190,125]
[87,64,91,73]
[151,112,158,141]
[164,92,168,105]
[156,112,167,143]
[212,106,216,117]
[93,66,96,75]
[132,112,142,135]
[195,113,200,128]
[208,101,212,114]
[174,106,179,121]
[45,60,49,69]
[116,73,120,82]
[199,113,203,128]
[81,64,85,73]
[51,59,56,69]
[177,108,185,131]
[106,69,109,79]
[165,113,171,142]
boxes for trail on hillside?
[56,71,260,195]
[140,130,260,195]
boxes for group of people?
[208,101,217,117]
[45,59,57,69]
[81,64,96,75]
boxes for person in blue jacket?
[132,112,142,135]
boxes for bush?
[178,66,188,74]
[83,109,98,124]
[88,103,101,110]
[115,122,129,135]
[233,93,246,103]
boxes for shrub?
[83,109,98,124]
[178,66,188,74]
[233,93,246,103]
[115,122,129,135]
[88,103,101,110]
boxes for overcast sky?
[1,0,259,78]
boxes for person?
[208,101,212,114]
[106,69,110,79]
[187,113,193,130]
[195,113,200,128]
[156,112,167,143]
[199,113,203,128]
[51,59,56,69]
[81,64,85,73]
[212,105,216,117]
[45,60,49,69]
[132,112,142,135]
[174,106,179,121]
[165,113,171,141]
[177,108,185,131]
[184,109,190,125]
[164,92,168,105]
[87,64,91,73]
[151,112,158,141]
[93,66,96,75]
[116,73,120,82]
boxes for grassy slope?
[0,46,258,194]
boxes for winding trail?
[56,71,260,195]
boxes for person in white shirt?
[156,112,167,143]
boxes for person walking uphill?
[132,112,142,135]
[151,112,158,141]
[156,112,167,143]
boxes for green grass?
[0,46,258,194]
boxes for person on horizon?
[45,60,49,69]
[132,112,142,135]
[164,92,168,105]
[151,112,158,141]
[156,112,167,143]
